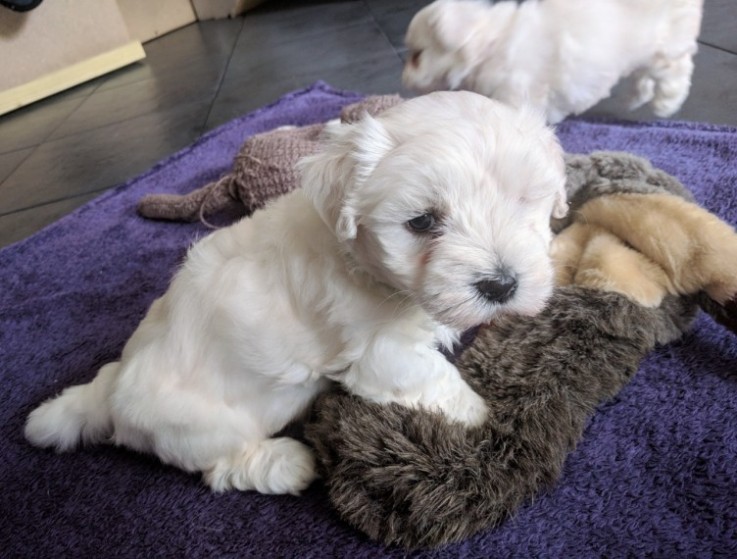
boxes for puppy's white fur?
[403,0,703,123]
[25,92,567,495]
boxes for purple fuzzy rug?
[2,82,736,557]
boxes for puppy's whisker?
[378,290,421,324]
[431,292,485,325]
[377,288,413,308]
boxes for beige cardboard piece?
[190,0,265,20]
[0,0,145,115]
[117,0,197,43]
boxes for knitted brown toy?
[136,95,403,225]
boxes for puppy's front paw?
[260,438,318,496]
[433,384,488,428]
[205,437,317,495]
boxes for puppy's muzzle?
[475,272,518,304]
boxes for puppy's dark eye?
[407,213,436,233]
[410,50,421,67]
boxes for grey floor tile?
[676,43,737,126]
[0,101,211,215]
[47,80,102,102]
[98,19,243,91]
[207,18,400,127]
[365,0,429,50]
[292,51,407,96]
[205,77,300,130]
[236,0,373,51]
[0,147,34,185]
[0,191,98,250]
[700,0,737,54]
[226,21,397,86]
[49,68,224,140]
[0,95,86,153]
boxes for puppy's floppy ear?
[428,0,466,46]
[300,116,395,241]
[426,0,478,88]
[429,0,515,89]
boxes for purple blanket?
[2,82,736,557]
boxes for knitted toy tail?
[137,124,326,225]
[136,94,405,226]
[136,178,229,224]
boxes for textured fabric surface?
[1,82,736,557]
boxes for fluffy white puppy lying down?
[403,0,703,123]
[26,92,567,495]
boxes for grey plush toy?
[553,150,694,233]
[304,151,737,549]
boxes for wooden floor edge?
[0,41,146,117]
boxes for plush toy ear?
[300,116,395,242]
[698,294,737,337]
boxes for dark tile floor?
[1,0,735,248]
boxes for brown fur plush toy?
[303,156,737,549]
[305,292,697,549]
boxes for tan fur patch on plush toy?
[553,192,737,307]
[553,222,672,307]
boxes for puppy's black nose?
[475,274,517,304]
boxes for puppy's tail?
[25,362,119,451]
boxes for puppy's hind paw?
[627,76,655,111]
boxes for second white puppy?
[25,92,567,495]
[403,0,703,123]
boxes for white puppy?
[403,0,703,123]
[25,92,567,495]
